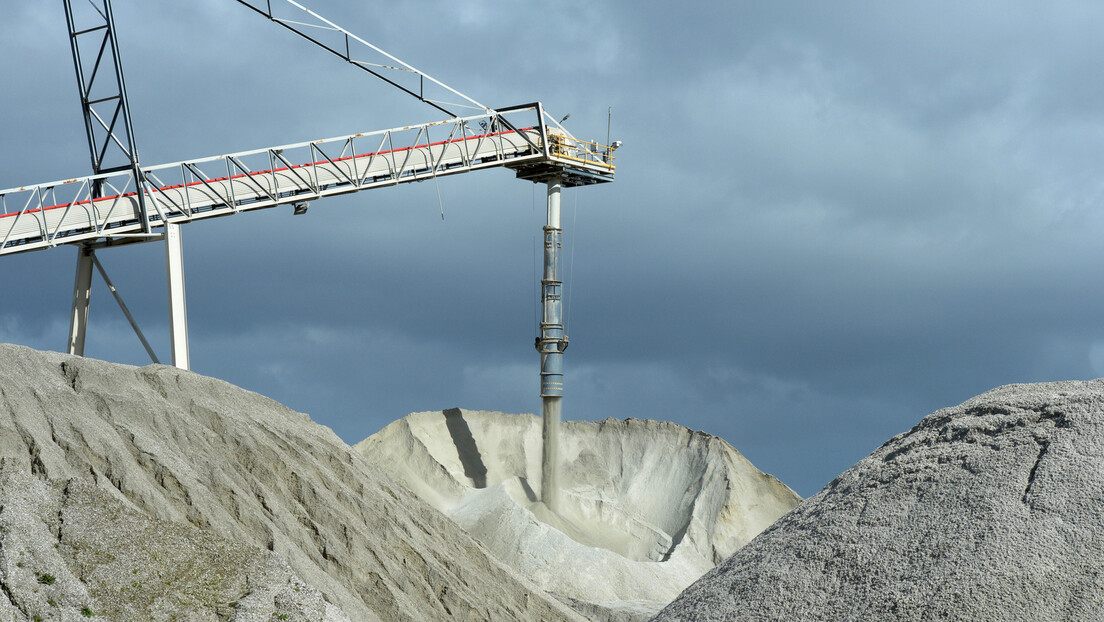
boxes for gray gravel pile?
[0,344,585,622]
[652,380,1104,622]
[0,465,342,621]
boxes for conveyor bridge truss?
[0,104,614,257]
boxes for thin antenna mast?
[607,107,612,153]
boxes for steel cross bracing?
[0,104,614,257]
[63,0,151,228]
[64,0,144,179]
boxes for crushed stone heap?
[653,380,1104,622]
[0,344,587,622]
[355,409,801,621]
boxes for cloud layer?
[4,1,1104,495]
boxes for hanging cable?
[432,168,445,220]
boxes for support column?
[165,223,190,370]
[67,247,95,356]
[537,177,566,512]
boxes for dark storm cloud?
[5,2,1104,495]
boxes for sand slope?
[355,409,801,618]
[0,344,585,622]
[0,465,348,621]
[653,380,1104,621]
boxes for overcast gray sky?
[4,1,1104,496]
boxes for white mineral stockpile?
[354,409,802,620]
[0,344,587,622]
[653,380,1104,622]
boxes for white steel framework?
[5,0,618,457]
[0,105,613,257]
[9,2,619,512]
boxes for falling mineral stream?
[541,397,562,513]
